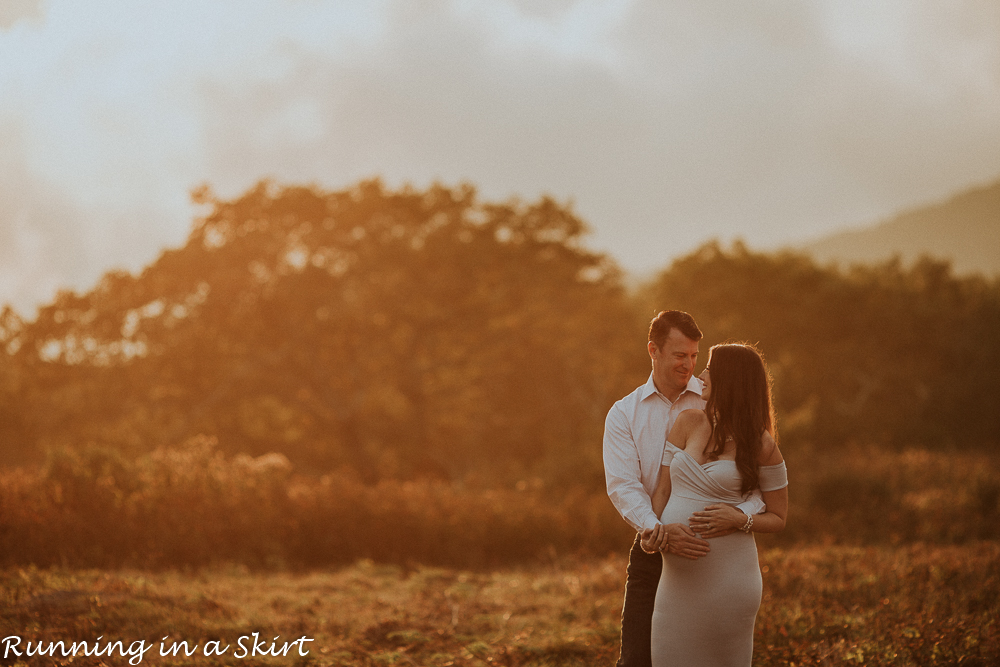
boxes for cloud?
[1,0,1000,313]
[0,0,43,31]
[191,0,1000,262]
[0,119,86,316]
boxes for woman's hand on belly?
[689,503,747,538]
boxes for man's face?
[648,328,699,399]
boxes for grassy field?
[6,443,1000,571]
[2,543,998,667]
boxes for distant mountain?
[801,179,1000,277]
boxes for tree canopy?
[2,182,998,479]
[639,241,1000,448]
[1,180,637,481]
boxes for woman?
[642,343,788,667]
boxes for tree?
[638,241,1000,448]
[4,180,635,483]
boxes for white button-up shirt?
[603,373,765,532]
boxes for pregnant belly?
[660,496,760,580]
[659,493,711,531]
[655,494,762,638]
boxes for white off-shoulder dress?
[650,441,788,667]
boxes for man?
[603,310,764,667]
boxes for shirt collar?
[639,373,703,403]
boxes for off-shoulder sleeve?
[759,461,788,491]
[661,440,682,467]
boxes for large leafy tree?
[5,180,635,482]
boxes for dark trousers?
[616,533,663,667]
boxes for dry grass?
[4,442,1000,572]
[2,543,998,667]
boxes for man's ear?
[648,340,658,360]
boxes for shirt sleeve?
[736,488,766,515]
[603,405,659,533]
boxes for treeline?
[1,179,999,568]
[1,179,999,483]
[639,242,1000,448]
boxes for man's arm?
[603,406,659,533]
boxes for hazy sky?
[2,0,999,315]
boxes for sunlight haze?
[2,0,999,315]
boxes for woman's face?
[698,367,711,402]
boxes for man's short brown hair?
[648,310,703,349]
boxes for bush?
[3,440,998,569]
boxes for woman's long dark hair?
[703,343,776,496]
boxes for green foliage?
[2,181,1000,570]
[639,241,1000,448]
[5,182,999,480]
[4,180,634,483]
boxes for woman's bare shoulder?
[759,431,784,465]
[675,409,709,427]
[666,409,709,450]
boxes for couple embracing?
[604,310,789,667]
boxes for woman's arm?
[650,410,708,519]
[651,411,700,517]
[690,433,787,535]
[749,433,787,532]
[651,465,672,517]
[749,487,787,533]
[644,469,709,558]
[640,421,679,553]
[641,411,713,559]
[690,487,786,534]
